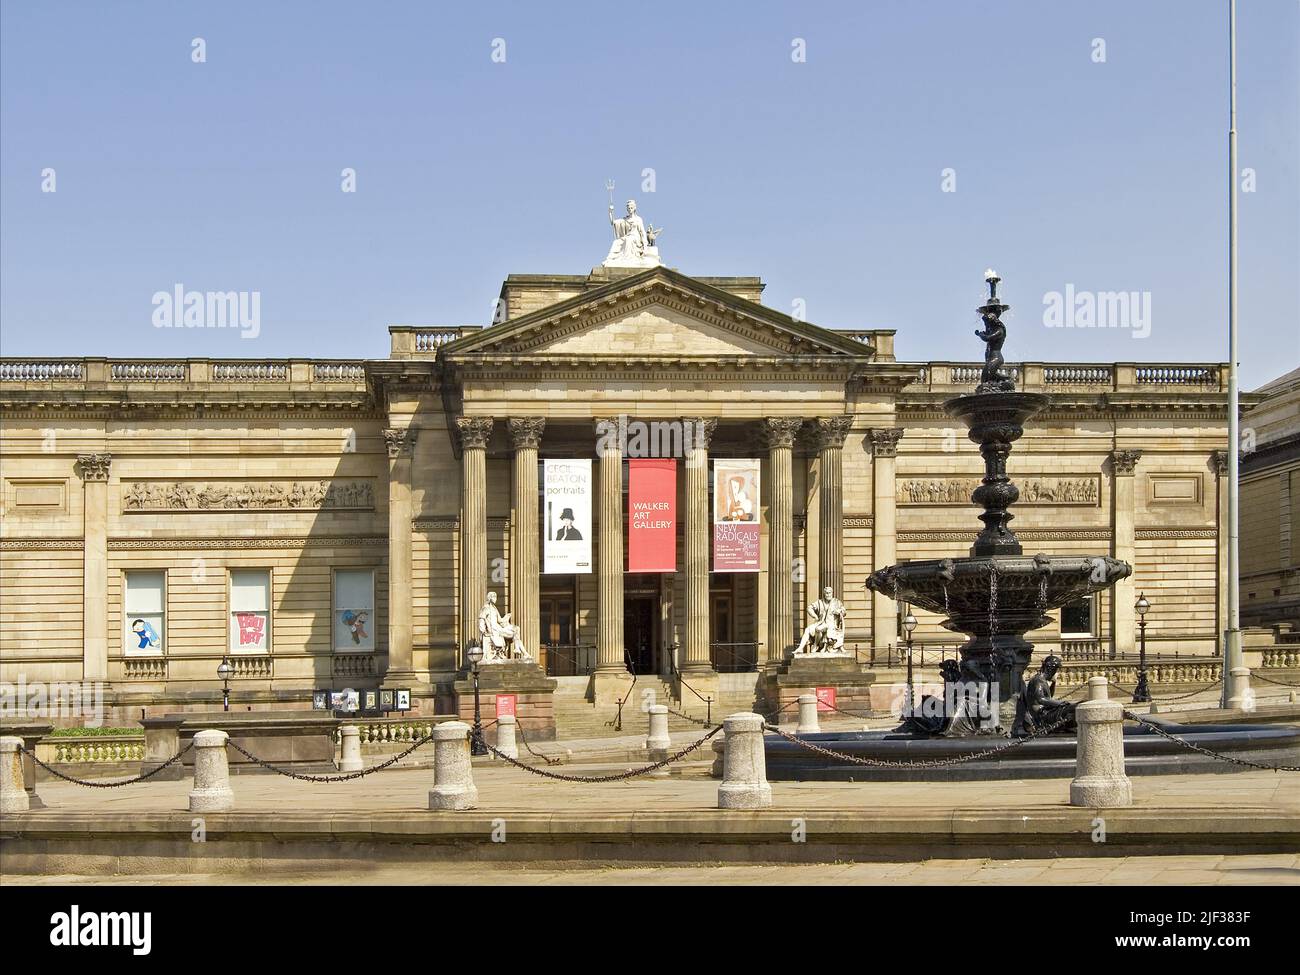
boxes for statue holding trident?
[602,179,664,268]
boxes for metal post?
[470,664,486,756]
[1222,0,1244,707]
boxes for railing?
[0,360,85,381]
[313,362,367,382]
[332,653,376,678]
[121,656,168,680]
[861,643,963,668]
[1060,639,1106,660]
[227,654,273,678]
[330,717,443,747]
[110,361,188,381]
[1044,365,1112,385]
[212,362,289,382]
[1135,365,1219,386]
[543,643,597,677]
[45,734,145,764]
[1262,647,1300,669]
[711,642,760,673]
[911,362,1225,393]
[1057,657,1222,686]
[388,325,484,356]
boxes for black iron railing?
[711,642,761,673]
[543,643,597,677]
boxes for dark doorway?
[624,594,657,674]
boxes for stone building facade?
[0,266,1237,726]
[1241,367,1300,629]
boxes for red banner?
[628,458,676,572]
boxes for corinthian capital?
[76,453,112,482]
[681,417,718,452]
[508,417,546,451]
[455,417,494,451]
[868,428,903,457]
[814,415,854,451]
[765,417,804,450]
[383,427,418,458]
[1210,449,1229,476]
[1112,449,1143,475]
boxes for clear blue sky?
[2,0,1296,388]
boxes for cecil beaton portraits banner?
[543,459,592,574]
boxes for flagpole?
[1223,0,1243,706]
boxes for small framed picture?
[312,690,328,711]
[330,689,359,713]
[362,689,379,712]
[395,689,411,712]
[379,689,395,712]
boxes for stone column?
[1069,678,1133,807]
[815,416,853,598]
[1110,449,1142,656]
[869,429,903,652]
[76,453,111,683]
[717,712,772,809]
[766,418,803,664]
[508,418,545,664]
[456,418,493,664]
[683,417,718,673]
[593,418,629,701]
[1212,450,1230,649]
[383,428,417,679]
[188,729,234,812]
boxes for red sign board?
[628,458,676,572]
[495,694,517,718]
[815,687,836,712]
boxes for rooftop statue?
[602,182,663,268]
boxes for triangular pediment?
[441,267,875,361]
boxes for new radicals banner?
[543,459,592,574]
[713,458,760,572]
[628,458,676,572]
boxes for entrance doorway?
[624,594,658,674]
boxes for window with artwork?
[333,568,375,651]
[229,569,271,652]
[1059,595,1097,638]
[124,571,165,655]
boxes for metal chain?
[28,742,196,788]
[476,725,723,783]
[507,717,562,766]
[762,714,1072,769]
[662,703,712,728]
[225,732,435,782]
[1107,679,1223,703]
[1251,672,1300,688]
[1123,710,1300,772]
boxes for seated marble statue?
[793,587,846,654]
[1012,654,1075,736]
[477,591,531,662]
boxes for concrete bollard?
[645,705,671,751]
[796,694,820,734]
[188,730,235,812]
[428,720,478,810]
[338,724,362,772]
[495,714,519,760]
[1069,677,1132,808]
[710,735,726,779]
[0,736,29,814]
[717,712,772,809]
[1226,667,1253,710]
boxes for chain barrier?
[662,703,712,728]
[1123,710,1300,773]
[762,714,1072,769]
[760,697,802,722]
[1251,672,1300,689]
[225,732,435,782]
[476,724,723,783]
[1103,679,1223,703]
[28,742,196,789]
[507,718,562,766]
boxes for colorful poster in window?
[628,458,676,572]
[713,459,760,572]
[544,459,592,574]
[235,612,268,650]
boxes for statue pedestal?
[764,654,876,719]
[454,662,558,742]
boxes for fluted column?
[683,417,718,672]
[815,416,853,598]
[77,453,111,682]
[766,418,803,663]
[1110,449,1142,655]
[383,428,417,677]
[457,417,493,665]
[508,417,545,665]
[595,419,626,673]
[869,428,903,651]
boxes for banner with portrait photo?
[713,459,760,572]
[543,459,592,574]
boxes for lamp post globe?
[467,641,487,755]
[1133,593,1151,704]
[216,657,232,712]
[902,612,918,715]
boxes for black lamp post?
[902,611,918,715]
[1133,593,1151,703]
[216,656,232,712]
[467,642,487,755]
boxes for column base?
[591,669,634,707]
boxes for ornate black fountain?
[866,271,1131,731]
[761,271,1300,780]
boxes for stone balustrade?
[0,358,369,392]
[1057,657,1222,687]
[42,735,146,764]
[908,362,1224,393]
[388,325,483,357]
[330,717,445,747]
[211,362,289,382]
[1262,646,1300,669]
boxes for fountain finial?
[974,270,1014,393]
